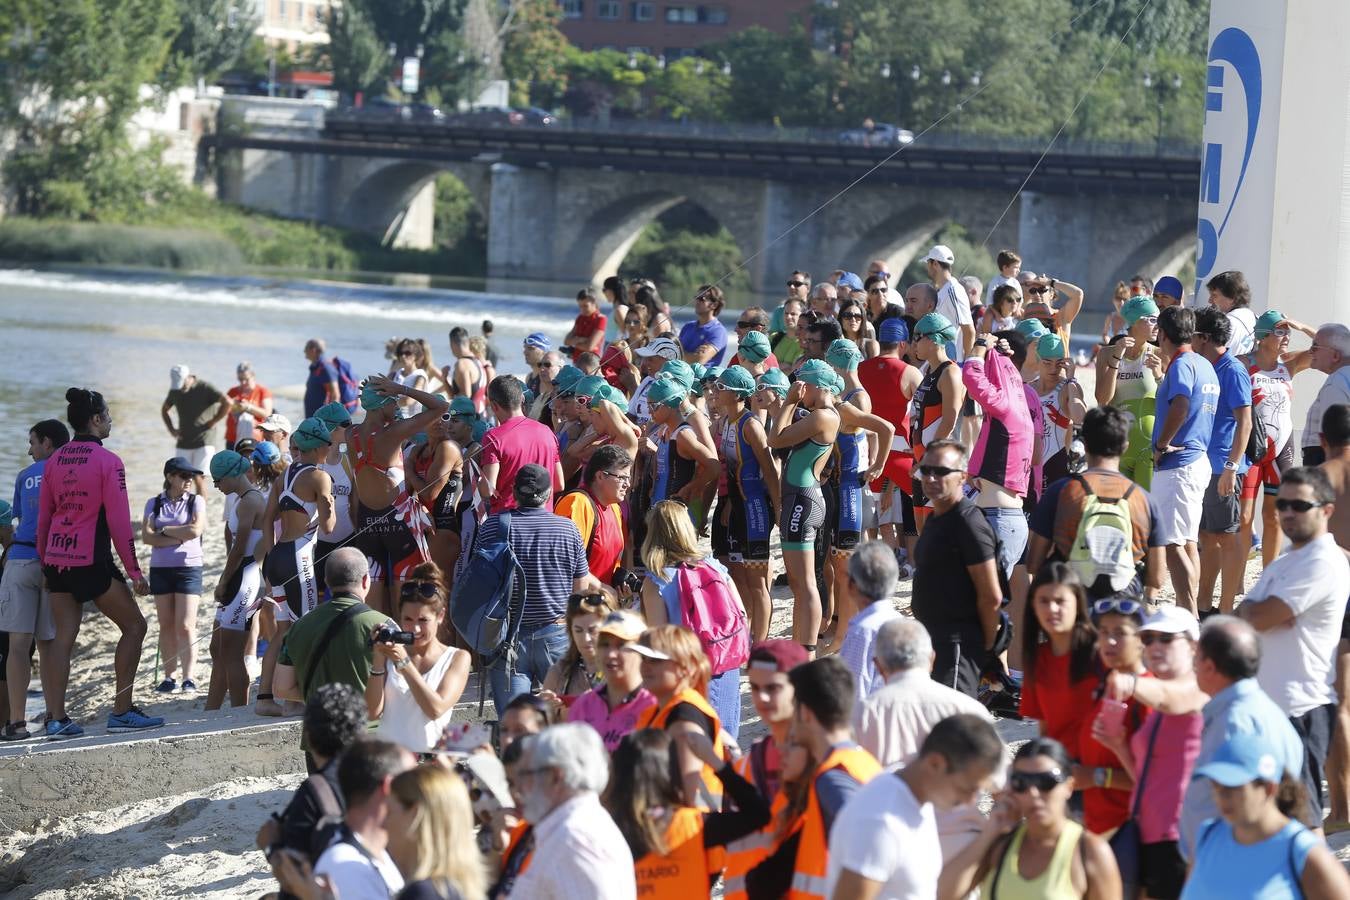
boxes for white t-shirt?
[1303,367,1350,450]
[984,273,1019,307]
[935,275,974,362]
[825,772,941,899]
[1226,307,1257,357]
[315,834,405,898]
[1249,533,1350,717]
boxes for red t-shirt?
[571,311,607,359]
[554,489,624,585]
[1019,644,1099,760]
[480,416,561,512]
[226,384,272,445]
[728,350,781,370]
[1078,684,1146,834]
[858,356,913,490]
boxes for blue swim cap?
[251,441,282,466]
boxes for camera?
[370,621,415,647]
[615,567,644,594]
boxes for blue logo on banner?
[1195,27,1262,295]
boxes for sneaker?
[154,678,177,694]
[180,679,198,694]
[107,706,166,732]
[1,721,31,741]
[45,717,85,741]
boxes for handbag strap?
[1128,712,1166,819]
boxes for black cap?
[164,456,204,477]
[513,464,552,505]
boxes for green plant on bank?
[625,221,749,294]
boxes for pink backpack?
[675,560,750,676]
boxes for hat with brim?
[164,456,204,477]
[597,610,647,643]
[1142,604,1199,640]
[635,337,680,360]
[1196,735,1283,787]
[259,413,293,433]
[628,641,673,661]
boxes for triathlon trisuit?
[909,361,953,508]
[1037,378,1076,486]
[454,356,488,414]
[350,423,428,586]
[1245,357,1296,496]
[780,422,834,552]
[1111,347,1158,490]
[652,422,697,504]
[217,488,265,631]
[264,462,322,622]
[832,388,867,552]
[713,411,772,563]
[412,444,463,531]
[320,457,355,544]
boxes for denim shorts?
[149,566,204,596]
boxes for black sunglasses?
[568,593,609,611]
[1009,768,1067,793]
[737,321,759,329]
[399,581,440,600]
[787,280,808,288]
[1275,499,1326,513]
[1141,632,1182,646]
[917,464,964,479]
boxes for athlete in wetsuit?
[348,374,450,614]
[1096,296,1163,490]
[207,450,266,710]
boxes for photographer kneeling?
[366,562,471,755]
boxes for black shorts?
[44,561,126,604]
[923,620,984,699]
[1290,703,1336,826]
[353,503,423,586]
[149,565,203,596]
[780,485,825,551]
[262,534,319,623]
[711,491,771,563]
[1199,473,1243,534]
[1139,840,1187,900]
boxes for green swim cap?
[209,450,251,481]
[1015,318,1049,341]
[448,396,478,416]
[659,359,695,390]
[314,401,352,431]
[1254,309,1285,338]
[553,365,584,396]
[757,368,790,398]
[589,383,630,415]
[360,380,396,410]
[293,417,333,451]
[914,312,957,345]
[1037,332,1066,360]
[647,377,687,409]
[573,374,607,400]
[690,363,708,384]
[825,338,863,372]
[1122,296,1160,326]
[470,418,489,443]
[699,365,723,385]
[715,365,757,397]
[738,331,772,363]
[797,359,841,393]
[0,498,13,528]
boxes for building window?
[560,0,583,19]
[633,1,654,21]
[597,0,620,19]
[665,5,695,23]
[703,5,727,24]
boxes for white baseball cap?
[258,413,293,434]
[169,364,191,390]
[1142,604,1199,640]
[923,245,955,266]
[634,336,680,361]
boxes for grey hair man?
[810,282,840,318]
[835,541,902,701]
[1303,323,1350,465]
[511,723,637,900]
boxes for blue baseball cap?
[1196,734,1284,787]
[878,317,909,344]
[836,271,864,292]
[524,332,552,352]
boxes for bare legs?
[784,548,819,654]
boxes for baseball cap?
[524,332,552,352]
[1015,318,1049,341]
[553,365,584,396]
[293,417,333,451]
[209,450,251,481]
[258,413,293,434]
[738,331,771,363]
[572,374,607,401]
[647,377,687,410]
[825,338,863,372]
[659,359,695,390]
[1122,296,1160,326]
[922,244,956,266]
[1142,605,1199,640]
[1195,734,1284,787]
[715,365,757,397]
[1254,309,1286,338]
[597,610,647,643]
[914,312,956,344]
[1037,332,1066,360]
[169,364,190,390]
[796,359,840,392]
[878,317,909,344]
[448,396,478,416]
[628,634,672,661]
[163,456,203,477]
[251,441,282,466]
[757,368,790,397]
[1154,276,1184,301]
[314,401,353,430]
[748,639,809,673]
[513,463,552,500]
[836,271,864,292]
[635,336,680,361]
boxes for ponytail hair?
[65,388,107,432]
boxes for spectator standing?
[835,541,901,702]
[227,362,273,449]
[142,457,207,695]
[567,610,656,752]
[1096,296,1164,490]
[1206,270,1257,356]
[310,739,415,898]
[1319,406,1350,823]
[1301,323,1350,466]
[811,281,841,319]
[1152,306,1220,616]
[983,249,1022,307]
[510,724,637,900]
[771,299,806,367]
[162,364,229,492]
[1017,564,1101,762]
[554,445,631,591]
[1193,307,1253,616]
[541,593,613,706]
[480,377,563,513]
[910,440,1002,697]
[1237,467,1350,828]
[385,765,488,900]
[730,308,781,370]
[827,714,1004,899]
[680,284,730,367]
[924,245,975,361]
[564,287,607,361]
[303,338,342,418]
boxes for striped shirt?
[477,506,589,627]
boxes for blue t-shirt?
[1153,350,1219,471]
[9,459,46,561]
[679,319,729,367]
[305,355,340,417]
[1208,351,1252,475]
[1180,819,1315,900]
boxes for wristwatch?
[1223,460,1239,471]
[393,657,411,671]
[974,337,990,349]
[1093,767,1108,787]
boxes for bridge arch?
[840,205,952,282]
[1110,217,1197,292]
[332,159,491,247]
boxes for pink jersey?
[962,352,1035,497]
[37,437,142,579]
[567,683,657,752]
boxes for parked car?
[353,97,447,123]
[838,121,914,147]
[447,106,558,127]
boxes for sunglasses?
[866,287,884,295]
[840,312,863,320]
[538,361,556,369]
[737,321,759,329]
[918,464,964,479]
[1141,632,1183,646]
[787,280,808,288]
[1275,499,1326,513]
[1026,286,1050,294]
[568,593,609,611]
[399,581,440,600]
[399,350,415,357]
[1009,768,1067,794]
[1092,597,1143,619]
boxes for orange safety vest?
[787,745,882,900]
[633,806,724,899]
[501,820,533,881]
[636,688,726,809]
[722,749,786,900]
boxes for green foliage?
[0,218,244,270]
[626,221,749,293]
[501,0,570,108]
[317,2,390,98]
[162,0,260,85]
[432,173,485,251]
[898,224,997,286]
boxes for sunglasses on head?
[1009,768,1067,793]
[399,581,440,600]
[1092,597,1143,619]
[1275,498,1325,513]
[568,593,609,611]
[918,464,964,479]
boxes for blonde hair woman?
[388,765,487,900]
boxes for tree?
[704,26,829,127]
[162,0,260,86]
[1069,0,1209,53]
[317,1,389,99]
[500,0,570,108]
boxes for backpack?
[330,356,360,411]
[674,560,750,677]
[1245,407,1269,464]
[1065,474,1138,595]
[449,512,526,661]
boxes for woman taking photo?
[366,563,471,755]
[143,457,207,695]
[1019,564,1100,760]
[606,728,771,896]
[632,624,729,809]
[568,609,656,751]
[206,450,266,710]
[541,592,614,706]
[939,737,1122,900]
[641,501,749,738]
[1096,296,1163,489]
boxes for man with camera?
[274,548,392,768]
